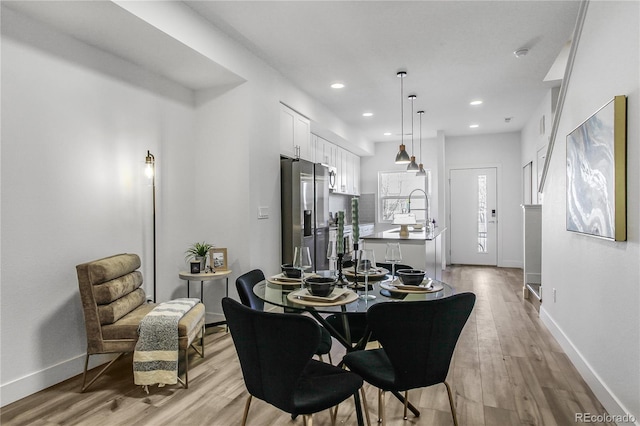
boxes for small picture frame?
[209,247,228,271]
[190,261,201,274]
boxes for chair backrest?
[235,269,266,310]
[222,297,320,413]
[76,253,146,353]
[367,292,476,390]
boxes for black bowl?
[281,264,302,279]
[396,269,426,285]
[304,277,337,297]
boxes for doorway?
[449,167,497,265]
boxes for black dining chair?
[235,269,333,363]
[324,262,413,349]
[222,297,364,426]
[342,293,476,426]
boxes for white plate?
[286,287,358,306]
[380,279,444,294]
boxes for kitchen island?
[361,227,445,280]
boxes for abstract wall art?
[566,95,626,241]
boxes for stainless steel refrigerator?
[281,158,330,272]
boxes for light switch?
[258,206,269,219]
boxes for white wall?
[0,2,364,405]
[521,89,553,198]
[539,1,639,421]
[1,8,197,404]
[445,132,522,268]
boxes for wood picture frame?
[209,248,228,271]
[566,95,626,241]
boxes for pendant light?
[406,94,420,172]
[416,110,426,176]
[394,71,410,164]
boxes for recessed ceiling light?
[470,100,483,106]
[362,112,373,117]
[383,132,392,136]
[469,124,479,128]
[331,82,345,89]
[514,48,529,58]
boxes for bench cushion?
[102,302,205,350]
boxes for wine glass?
[385,242,402,282]
[326,239,338,277]
[356,248,376,300]
[293,246,312,285]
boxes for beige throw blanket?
[133,298,199,391]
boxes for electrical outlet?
[258,206,269,219]
[553,288,557,303]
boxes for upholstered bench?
[76,253,205,391]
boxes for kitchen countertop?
[361,227,446,241]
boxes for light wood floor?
[1,266,613,426]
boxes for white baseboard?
[525,272,541,284]
[0,352,114,408]
[499,259,523,268]
[540,306,639,426]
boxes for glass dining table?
[253,272,455,348]
[252,271,455,424]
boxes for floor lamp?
[145,150,156,303]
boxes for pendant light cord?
[419,111,423,162]
[400,75,404,146]
[410,96,415,154]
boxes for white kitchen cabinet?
[345,150,353,194]
[339,147,348,193]
[311,135,360,195]
[314,135,333,166]
[279,103,311,161]
[347,151,360,195]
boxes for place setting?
[267,248,321,287]
[380,268,444,296]
[287,276,358,307]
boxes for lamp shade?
[407,156,420,172]
[395,144,411,164]
[394,71,409,164]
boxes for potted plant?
[185,241,213,271]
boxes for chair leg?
[303,414,313,426]
[184,347,189,388]
[377,389,386,425]
[200,325,205,357]
[241,394,252,426]
[330,404,338,426]
[360,387,372,426]
[444,381,458,426]
[403,390,409,420]
[81,352,124,392]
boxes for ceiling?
[185,1,580,143]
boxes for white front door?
[450,167,497,265]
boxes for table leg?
[391,390,420,417]
[353,387,365,426]
[224,277,229,332]
[307,310,352,350]
[187,280,190,298]
[200,281,204,303]
[340,306,353,347]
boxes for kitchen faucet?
[407,188,429,222]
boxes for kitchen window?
[378,170,430,223]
